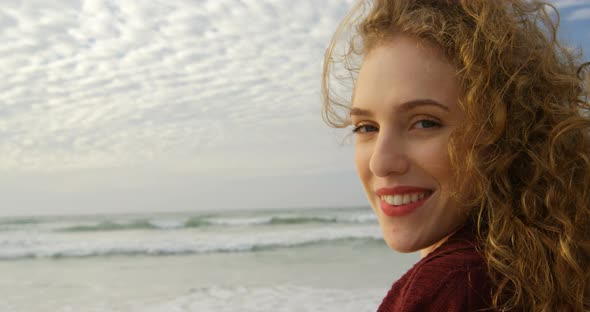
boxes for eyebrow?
[349,99,450,117]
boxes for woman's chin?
[383,237,422,254]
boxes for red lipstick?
[376,186,432,217]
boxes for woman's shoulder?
[378,227,492,312]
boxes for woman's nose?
[369,132,409,177]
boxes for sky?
[0,0,589,217]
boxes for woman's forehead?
[353,36,461,113]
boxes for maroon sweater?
[377,225,492,312]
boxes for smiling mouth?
[380,191,433,206]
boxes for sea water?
[0,207,418,312]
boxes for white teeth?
[383,196,395,205]
[381,191,431,206]
[402,194,410,204]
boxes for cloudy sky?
[0,0,588,216]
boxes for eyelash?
[352,124,378,134]
[351,119,442,134]
[414,119,441,129]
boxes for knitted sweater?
[377,225,492,312]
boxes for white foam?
[139,285,384,312]
[337,213,377,224]
[0,225,383,259]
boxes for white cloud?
[550,0,590,9]
[0,0,355,176]
[567,7,590,21]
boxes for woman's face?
[351,35,467,256]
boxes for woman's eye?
[413,120,441,129]
[352,124,378,134]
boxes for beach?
[0,207,417,312]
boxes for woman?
[322,0,590,311]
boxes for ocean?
[0,207,418,312]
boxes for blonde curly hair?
[322,0,590,311]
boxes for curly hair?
[322,0,590,311]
